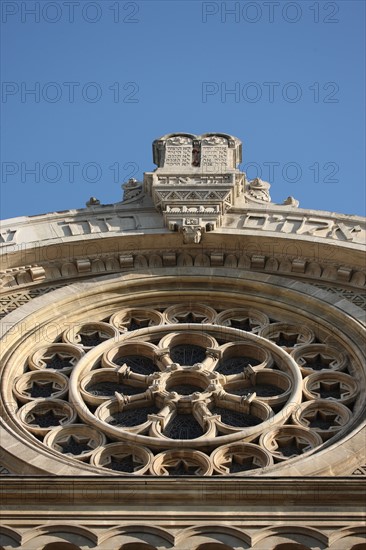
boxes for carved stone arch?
[194,545,235,550]
[1,267,365,476]
[134,255,148,268]
[98,525,174,548]
[105,257,120,271]
[279,258,292,273]
[61,263,78,277]
[265,257,279,271]
[0,273,16,288]
[273,545,310,550]
[175,525,251,549]
[305,262,322,278]
[224,254,237,268]
[177,253,193,267]
[148,255,163,268]
[351,271,366,287]
[252,525,328,549]
[22,525,97,548]
[194,254,210,267]
[91,259,105,273]
[41,544,82,550]
[237,255,251,268]
[0,525,22,548]
[44,265,62,279]
[119,544,157,550]
[328,526,366,548]
[16,271,32,285]
[322,266,337,280]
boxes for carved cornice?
[1,252,365,293]
[1,206,365,256]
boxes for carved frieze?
[232,212,366,244]
[0,229,17,245]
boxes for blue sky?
[1,0,365,220]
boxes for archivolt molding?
[1,238,365,293]
[0,269,365,477]
[0,522,365,549]
[21,524,98,546]
[251,525,329,547]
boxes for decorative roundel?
[2,301,365,477]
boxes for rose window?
[2,303,363,477]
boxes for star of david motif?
[27,408,68,428]
[303,353,333,371]
[57,435,94,455]
[275,435,310,458]
[301,409,339,430]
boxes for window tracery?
[3,300,363,477]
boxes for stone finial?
[246,178,271,203]
[283,196,300,207]
[86,197,100,207]
[121,178,143,201]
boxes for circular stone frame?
[0,268,365,476]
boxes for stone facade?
[0,134,365,549]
